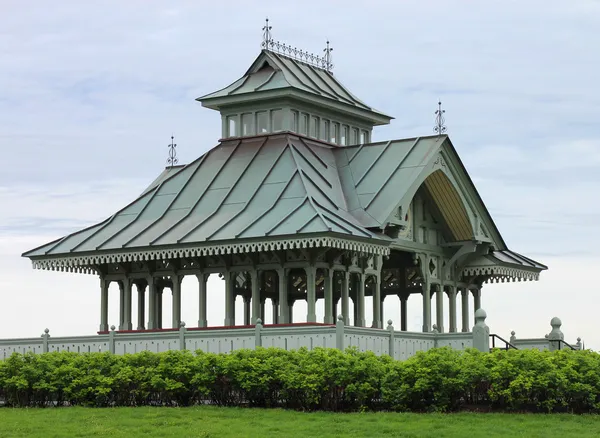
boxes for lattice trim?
[30,236,390,274]
[462,265,540,282]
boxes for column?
[250,269,260,324]
[260,299,266,322]
[171,274,182,329]
[399,293,408,331]
[272,300,279,324]
[355,273,365,327]
[277,268,288,323]
[156,286,163,329]
[288,299,295,323]
[380,297,384,328]
[224,271,235,326]
[448,286,457,333]
[324,268,334,324]
[332,298,339,323]
[122,278,133,331]
[473,287,482,312]
[99,278,109,332]
[136,282,146,330]
[118,281,125,330]
[422,281,431,332]
[435,283,444,333]
[243,295,251,325]
[147,277,156,329]
[305,265,317,323]
[341,271,350,325]
[461,288,469,332]
[197,273,208,328]
[372,275,382,329]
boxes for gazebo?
[20,27,546,344]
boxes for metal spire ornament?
[261,17,273,50]
[434,100,447,135]
[167,135,178,167]
[323,40,334,72]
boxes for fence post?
[472,308,490,353]
[335,314,345,351]
[509,331,516,345]
[109,325,116,354]
[548,317,564,351]
[179,321,187,351]
[576,337,582,350]
[42,328,50,353]
[255,318,263,348]
[387,320,395,358]
[432,324,439,348]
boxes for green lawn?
[0,406,599,437]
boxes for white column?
[435,283,444,333]
[136,282,146,330]
[448,286,457,333]
[355,273,365,327]
[422,281,431,332]
[147,277,156,329]
[324,268,334,324]
[461,288,469,332]
[197,273,208,328]
[372,275,382,328]
[122,278,133,331]
[277,268,289,323]
[243,295,251,325]
[306,265,317,323]
[100,278,109,332]
[171,274,182,329]
[156,287,163,329]
[341,271,350,325]
[473,287,482,312]
[224,271,235,326]
[118,281,125,330]
[251,269,260,324]
[272,300,279,324]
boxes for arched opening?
[421,169,474,242]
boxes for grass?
[0,406,599,437]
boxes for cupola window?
[256,111,268,134]
[241,113,253,135]
[272,109,284,132]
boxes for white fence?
[0,317,478,361]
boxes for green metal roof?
[197,50,393,126]
[23,133,392,260]
[336,136,443,228]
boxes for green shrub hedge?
[0,347,599,412]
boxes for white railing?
[0,317,482,361]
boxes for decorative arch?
[420,169,474,242]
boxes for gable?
[337,135,506,249]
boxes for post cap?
[44,328,49,334]
[180,321,186,328]
[337,314,344,321]
[110,325,116,331]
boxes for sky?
[1,0,599,349]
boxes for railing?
[554,339,577,351]
[489,334,518,351]
[0,317,482,361]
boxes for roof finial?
[261,17,272,50]
[434,100,447,135]
[167,135,178,167]
[323,40,334,72]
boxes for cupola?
[196,20,393,145]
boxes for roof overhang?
[462,249,547,283]
[26,233,391,275]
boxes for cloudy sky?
[1,1,598,349]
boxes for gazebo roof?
[197,50,393,126]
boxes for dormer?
[197,45,393,146]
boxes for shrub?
[0,347,599,413]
